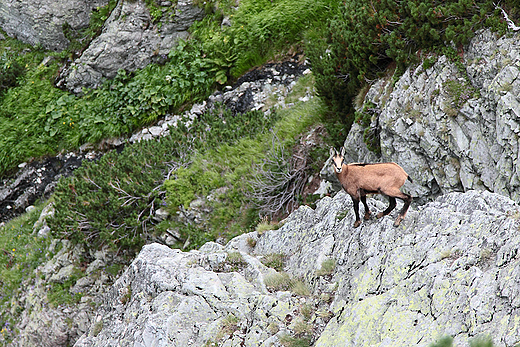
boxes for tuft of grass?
[256,220,280,235]
[315,258,336,277]
[216,314,240,340]
[261,253,286,271]
[265,272,294,292]
[291,280,311,296]
[291,317,313,335]
[246,237,257,249]
[223,251,248,272]
[264,272,310,296]
[279,334,311,347]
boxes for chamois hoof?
[353,220,362,228]
[364,211,372,220]
[376,212,385,219]
[393,216,403,227]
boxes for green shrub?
[49,102,278,253]
[0,52,24,96]
[49,136,185,252]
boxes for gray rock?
[71,190,520,347]
[0,0,108,50]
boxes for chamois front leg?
[351,196,362,228]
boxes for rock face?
[9,236,116,347]
[73,190,520,346]
[336,30,520,204]
[57,0,205,93]
[0,0,108,51]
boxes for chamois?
[330,147,413,228]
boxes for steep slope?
[72,190,520,346]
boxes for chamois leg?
[394,194,412,227]
[359,189,371,220]
[376,196,396,219]
[351,196,362,228]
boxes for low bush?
[49,135,186,252]
[163,96,327,247]
[0,52,24,96]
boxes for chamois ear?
[340,146,346,157]
[329,147,336,157]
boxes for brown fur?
[330,147,412,228]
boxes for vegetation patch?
[217,252,248,272]
[0,203,54,344]
[315,258,336,277]
[442,78,478,116]
[261,253,287,272]
[279,334,311,347]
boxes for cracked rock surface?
[74,189,520,347]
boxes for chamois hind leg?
[376,196,396,219]
[351,196,362,228]
[394,193,412,227]
[359,189,371,220]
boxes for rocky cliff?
[70,190,520,347]
[328,30,520,205]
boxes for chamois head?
[330,147,346,174]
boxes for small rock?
[154,208,169,221]
[148,126,163,137]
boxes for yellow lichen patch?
[315,292,442,347]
